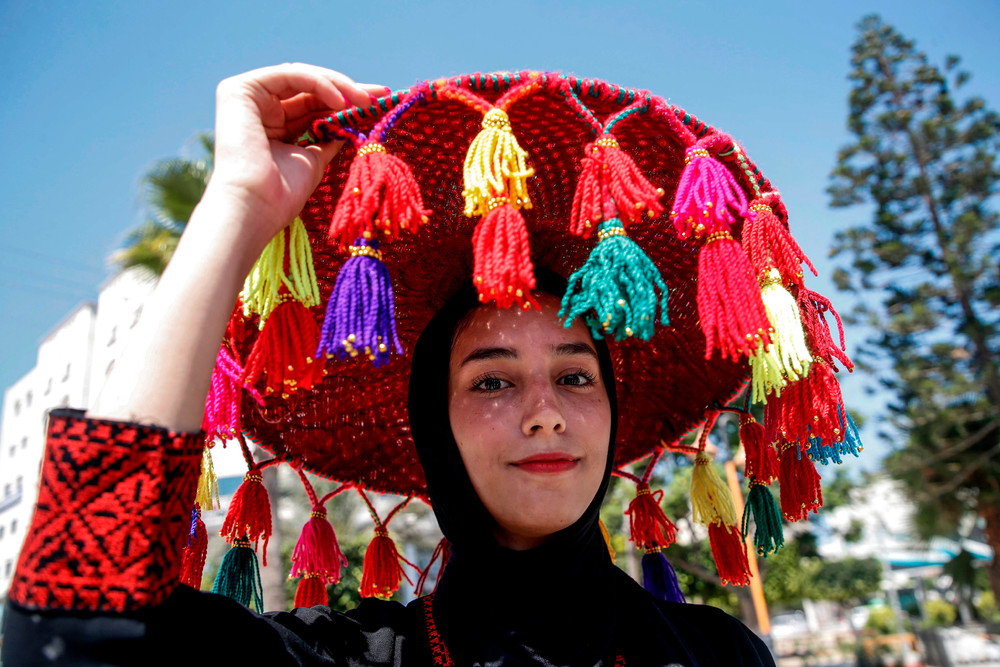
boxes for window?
[131,306,142,328]
[108,326,117,346]
[45,377,52,395]
[7,446,13,458]
[21,436,27,449]
[13,400,20,416]
[17,476,23,490]
[3,484,9,497]
[11,519,17,534]
[0,525,5,539]
[26,390,32,406]
[62,363,71,382]
[4,560,11,577]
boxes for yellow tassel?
[462,108,534,217]
[196,447,220,511]
[599,518,616,563]
[690,451,738,527]
[242,217,321,322]
[750,268,812,402]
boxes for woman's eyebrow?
[553,342,599,360]
[460,346,518,367]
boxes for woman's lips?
[511,453,579,474]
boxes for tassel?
[196,447,220,510]
[570,135,665,237]
[740,416,779,483]
[750,268,812,402]
[805,406,863,465]
[797,287,854,372]
[242,218,321,321]
[708,524,752,586]
[471,200,538,310]
[290,507,347,585]
[743,197,816,286]
[179,503,208,589]
[560,218,668,341]
[696,230,772,361]
[243,299,323,396]
[462,108,533,217]
[624,482,677,549]
[294,574,329,608]
[777,441,824,521]
[212,537,264,611]
[772,358,845,446]
[641,548,686,603]
[329,141,430,247]
[360,527,412,600]
[742,480,784,557]
[669,144,748,240]
[690,451,738,527]
[415,538,451,597]
[317,238,403,367]
[202,345,252,439]
[599,519,616,563]
[220,471,272,565]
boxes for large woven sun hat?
[192,70,861,607]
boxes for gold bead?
[617,299,625,307]
[353,187,361,195]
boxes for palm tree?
[111,133,213,276]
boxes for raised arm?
[90,64,384,431]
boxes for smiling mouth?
[511,453,580,474]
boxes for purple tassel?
[318,238,402,367]
[642,550,686,603]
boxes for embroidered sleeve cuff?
[9,409,204,613]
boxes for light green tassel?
[212,539,264,611]
[750,268,811,402]
[560,218,668,341]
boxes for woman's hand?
[207,63,387,246]
[90,64,386,431]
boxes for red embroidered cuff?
[9,410,203,612]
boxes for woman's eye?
[472,374,509,393]
[559,370,596,387]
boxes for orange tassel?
[740,416,778,483]
[708,523,751,586]
[294,574,329,608]
[472,201,538,310]
[570,135,664,237]
[360,527,412,599]
[179,504,208,589]
[243,300,323,396]
[778,441,824,521]
[625,482,677,549]
[220,471,272,565]
[329,141,430,248]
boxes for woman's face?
[448,293,612,550]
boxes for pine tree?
[828,15,1000,599]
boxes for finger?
[281,92,332,123]
[359,82,393,98]
[251,63,369,110]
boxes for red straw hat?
[196,70,860,605]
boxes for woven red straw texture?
[231,72,774,498]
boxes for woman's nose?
[521,382,566,435]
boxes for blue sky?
[1,0,998,467]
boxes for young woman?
[2,64,780,665]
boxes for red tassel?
[743,197,817,286]
[625,482,677,549]
[570,135,664,237]
[329,141,430,247]
[179,504,208,589]
[740,416,779,483]
[220,471,273,565]
[290,507,347,584]
[472,201,538,310]
[778,441,824,521]
[697,230,773,360]
[415,537,451,597]
[243,300,323,396]
[360,527,412,599]
[772,359,844,446]
[797,287,854,372]
[708,523,751,586]
[294,574,329,608]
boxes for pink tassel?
[669,141,748,240]
[291,507,347,585]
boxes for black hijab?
[407,272,621,665]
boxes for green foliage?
[113,133,214,277]
[760,535,881,608]
[976,590,1000,622]
[921,599,957,628]
[865,606,898,635]
[828,15,1000,598]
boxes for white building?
[0,270,155,605]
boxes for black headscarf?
[407,272,621,665]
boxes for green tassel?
[211,538,264,611]
[560,218,668,341]
[742,481,784,557]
